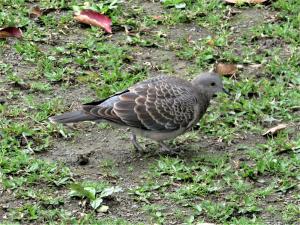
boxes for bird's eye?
[211,82,216,86]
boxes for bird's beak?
[222,88,230,95]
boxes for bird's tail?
[49,111,98,124]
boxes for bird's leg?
[130,132,144,152]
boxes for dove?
[49,72,228,152]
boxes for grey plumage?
[49,72,226,152]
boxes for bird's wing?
[82,79,199,131]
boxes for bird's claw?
[158,142,180,156]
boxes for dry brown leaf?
[29,6,43,18]
[224,0,267,3]
[0,27,22,39]
[207,39,215,46]
[263,123,288,136]
[215,63,237,76]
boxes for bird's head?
[191,72,228,99]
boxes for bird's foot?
[158,141,180,156]
[130,133,146,154]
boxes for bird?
[49,72,228,153]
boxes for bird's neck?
[195,89,211,105]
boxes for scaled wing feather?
[80,76,199,131]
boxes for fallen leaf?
[224,0,267,3]
[29,6,42,18]
[74,9,112,33]
[97,205,109,213]
[263,123,288,136]
[152,15,163,20]
[186,34,193,43]
[215,63,237,76]
[0,27,22,39]
[232,159,241,169]
[206,39,215,46]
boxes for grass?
[0,0,300,224]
